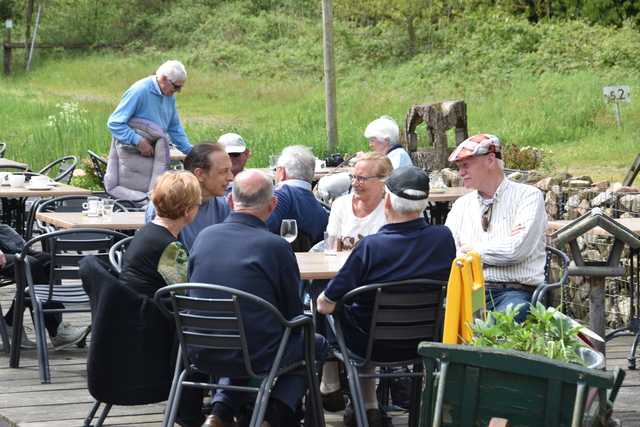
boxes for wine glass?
[280,219,298,243]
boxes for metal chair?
[0,142,7,158]
[108,235,134,273]
[38,156,78,184]
[87,150,108,191]
[154,283,325,427]
[9,228,128,383]
[326,279,447,427]
[532,245,571,306]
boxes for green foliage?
[466,302,587,365]
[503,143,555,171]
[71,156,104,191]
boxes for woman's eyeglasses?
[481,203,493,232]
[349,174,384,184]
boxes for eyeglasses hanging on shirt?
[481,202,493,232]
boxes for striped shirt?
[444,177,547,286]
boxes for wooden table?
[36,211,145,230]
[0,183,93,236]
[255,167,355,181]
[295,251,349,280]
[170,149,186,161]
[0,159,29,169]
[427,186,472,202]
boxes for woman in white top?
[326,151,393,251]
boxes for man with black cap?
[444,134,547,323]
[316,165,455,427]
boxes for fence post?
[3,21,11,75]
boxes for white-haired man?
[108,60,192,157]
[317,165,455,427]
[363,115,412,169]
[444,134,547,323]
[266,145,328,249]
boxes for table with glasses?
[36,211,146,230]
[295,252,349,280]
[0,183,92,236]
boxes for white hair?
[387,189,429,215]
[156,60,187,82]
[364,115,400,146]
[277,145,316,183]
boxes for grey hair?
[387,188,429,215]
[156,60,187,82]
[277,145,316,183]
[232,170,274,208]
[364,115,399,146]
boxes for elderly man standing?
[265,145,328,249]
[218,132,251,195]
[108,60,192,157]
[363,115,412,169]
[317,166,455,427]
[144,142,233,249]
[188,170,328,427]
[444,134,547,323]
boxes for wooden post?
[589,276,606,355]
[3,24,11,76]
[622,152,640,187]
[321,0,338,154]
[25,0,34,61]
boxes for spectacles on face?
[168,79,184,90]
[481,203,493,232]
[228,152,243,158]
[349,174,384,185]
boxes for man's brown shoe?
[343,408,382,427]
[321,389,346,412]
[202,414,237,427]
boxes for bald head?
[229,170,277,220]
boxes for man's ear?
[384,193,391,209]
[193,168,205,182]
[228,193,235,210]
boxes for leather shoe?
[343,408,382,427]
[203,414,238,427]
[321,389,346,412]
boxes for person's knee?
[315,333,328,363]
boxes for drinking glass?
[269,155,280,171]
[324,232,337,256]
[101,198,115,220]
[280,219,297,243]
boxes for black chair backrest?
[155,283,310,380]
[108,235,134,273]
[0,142,6,158]
[332,278,447,367]
[38,156,78,184]
[87,150,107,190]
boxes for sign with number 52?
[603,86,631,104]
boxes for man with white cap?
[444,134,547,323]
[317,165,455,427]
[218,133,251,195]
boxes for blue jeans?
[212,332,328,413]
[486,287,533,323]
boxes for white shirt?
[444,177,547,286]
[326,194,387,251]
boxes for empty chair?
[9,228,128,383]
[38,156,78,184]
[87,150,108,191]
[532,245,571,307]
[154,283,325,427]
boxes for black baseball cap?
[385,166,430,200]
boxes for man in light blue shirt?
[108,60,192,157]
[145,142,233,249]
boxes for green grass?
[1,52,639,186]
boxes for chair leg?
[32,299,50,383]
[408,364,424,427]
[343,360,367,427]
[83,400,113,427]
[0,302,10,355]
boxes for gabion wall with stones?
[439,167,640,329]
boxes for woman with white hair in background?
[363,115,412,169]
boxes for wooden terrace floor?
[0,284,638,427]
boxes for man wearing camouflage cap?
[444,134,547,323]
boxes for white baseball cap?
[218,133,246,154]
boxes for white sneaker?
[6,325,37,348]
[50,322,89,350]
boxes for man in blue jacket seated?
[188,169,328,427]
[144,142,233,250]
[316,166,456,427]
[266,145,328,251]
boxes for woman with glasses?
[119,170,201,298]
[325,152,393,251]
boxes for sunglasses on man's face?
[228,152,243,158]
[168,79,184,90]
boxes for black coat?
[80,255,174,405]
